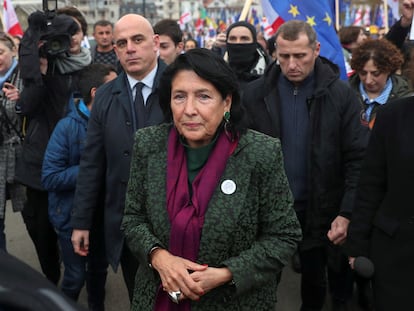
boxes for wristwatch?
[148,245,162,269]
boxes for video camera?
[19,0,81,83]
[28,0,79,57]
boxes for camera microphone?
[353,256,375,279]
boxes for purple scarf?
[153,127,238,311]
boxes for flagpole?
[335,0,340,30]
[384,0,389,32]
[247,6,253,22]
[1,0,7,33]
[239,0,254,21]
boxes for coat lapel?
[112,72,137,131]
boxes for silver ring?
[168,290,181,304]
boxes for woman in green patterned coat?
[121,48,302,311]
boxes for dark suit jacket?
[71,60,167,269]
[122,124,302,311]
[346,96,414,310]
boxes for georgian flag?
[3,0,23,37]
[179,12,192,25]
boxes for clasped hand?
[151,249,232,302]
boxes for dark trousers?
[299,246,354,311]
[0,216,5,251]
[21,187,61,285]
[58,231,108,311]
[120,242,139,302]
[296,210,353,311]
[87,213,108,311]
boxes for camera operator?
[15,6,91,286]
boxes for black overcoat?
[346,96,414,310]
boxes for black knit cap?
[226,21,257,43]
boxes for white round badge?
[221,179,236,195]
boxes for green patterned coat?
[122,124,302,311]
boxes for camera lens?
[49,39,62,52]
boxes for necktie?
[364,101,377,122]
[134,82,145,129]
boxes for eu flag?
[265,0,347,80]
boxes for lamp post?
[142,0,146,16]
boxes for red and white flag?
[353,5,363,26]
[3,0,23,37]
[363,5,371,26]
[195,18,204,31]
[179,12,192,25]
[178,12,192,30]
[261,17,275,39]
[260,0,284,37]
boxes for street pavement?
[4,202,362,311]
[4,203,130,311]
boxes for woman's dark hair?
[159,48,247,137]
[339,26,365,45]
[351,38,404,74]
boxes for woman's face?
[69,18,84,54]
[0,40,15,75]
[358,59,389,95]
[171,70,231,148]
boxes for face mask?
[226,42,257,69]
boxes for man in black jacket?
[242,20,366,310]
[225,21,270,88]
[70,14,166,301]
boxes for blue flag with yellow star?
[269,0,347,80]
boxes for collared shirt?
[126,64,158,105]
[359,77,392,121]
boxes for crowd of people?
[1,1,414,311]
